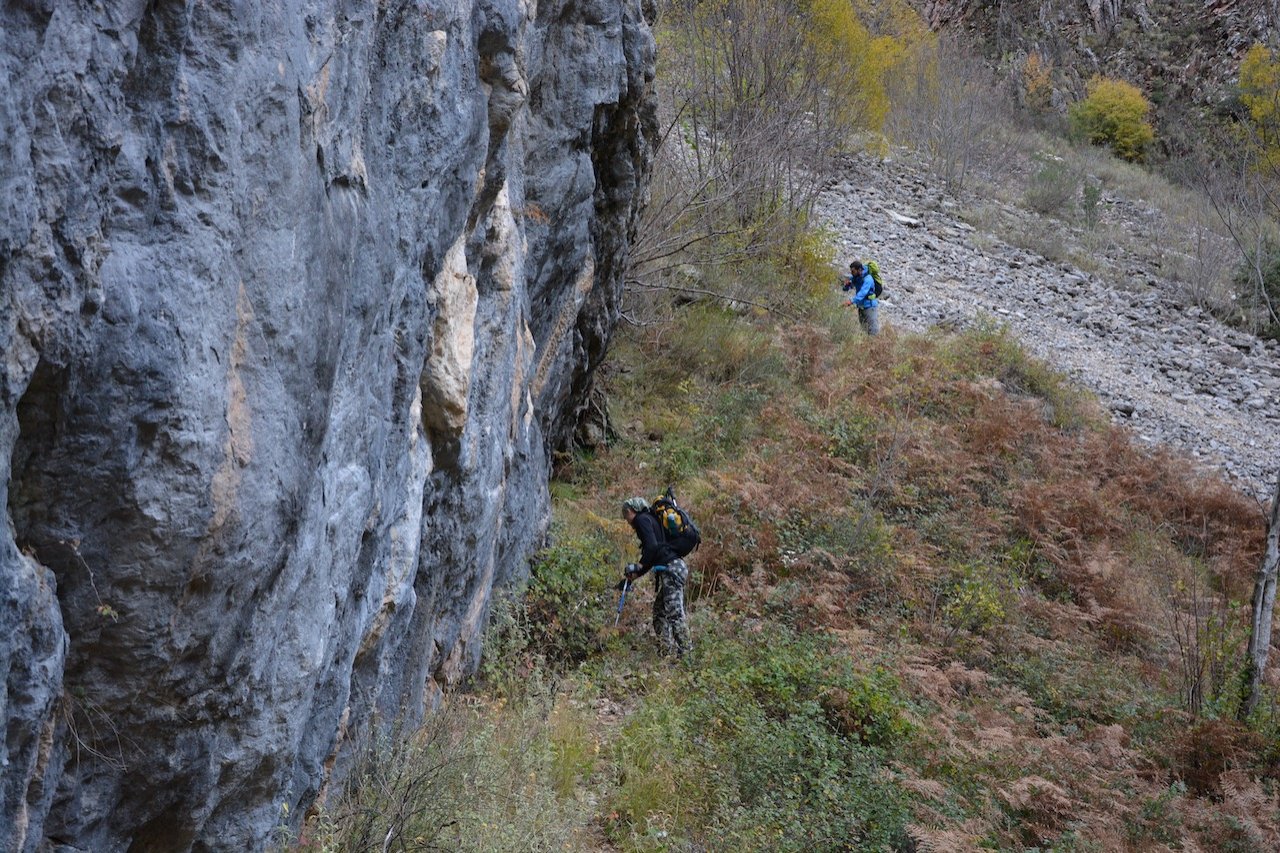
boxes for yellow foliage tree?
[801,0,924,136]
[1239,42,1280,166]
[1240,43,1280,126]
[1068,76,1155,162]
[1021,51,1054,112]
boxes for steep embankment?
[818,153,1280,499]
[0,3,654,850]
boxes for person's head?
[622,496,649,521]
[850,260,864,274]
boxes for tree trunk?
[1242,473,1280,719]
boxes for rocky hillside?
[923,0,1278,145]
[818,151,1279,499]
[0,3,654,850]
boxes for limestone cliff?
[0,1,655,849]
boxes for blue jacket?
[846,271,877,309]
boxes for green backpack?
[866,260,884,298]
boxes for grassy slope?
[562,307,1275,851]
[304,295,1277,852]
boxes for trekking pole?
[614,577,631,626]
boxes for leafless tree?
[883,36,1011,192]
[628,0,862,315]
[1162,555,1236,718]
[1242,473,1280,719]
[1185,132,1280,333]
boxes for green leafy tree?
[1068,75,1155,162]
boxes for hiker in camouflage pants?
[651,558,691,657]
[622,497,692,657]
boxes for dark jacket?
[630,510,677,577]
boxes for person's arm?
[854,272,875,305]
[631,514,665,575]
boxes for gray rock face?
[0,2,654,850]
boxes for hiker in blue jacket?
[842,260,880,336]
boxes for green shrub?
[944,321,1094,430]
[825,409,879,466]
[699,386,770,455]
[706,703,910,852]
[778,220,840,309]
[774,502,895,582]
[1024,155,1078,217]
[1067,76,1155,162]
[526,528,618,663]
[607,623,913,851]
[663,304,789,387]
[481,525,620,694]
[653,431,709,483]
[940,561,1010,639]
[306,700,590,852]
[989,641,1158,727]
[1124,782,1186,846]
[1080,177,1103,228]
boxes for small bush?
[481,525,620,694]
[1080,178,1103,228]
[1068,76,1155,162]
[824,409,879,466]
[777,220,840,308]
[1231,243,1280,340]
[1024,154,1078,217]
[653,431,709,483]
[699,386,770,455]
[989,641,1157,727]
[1124,782,1186,846]
[1166,719,1266,796]
[607,623,913,851]
[306,699,590,852]
[943,322,1094,430]
[1021,51,1055,114]
[526,528,619,663]
[938,561,1012,641]
[663,304,789,387]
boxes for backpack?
[866,260,884,298]
[651,487,701,558]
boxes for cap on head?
[622,496,649,515]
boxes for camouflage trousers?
[652,559,691,657]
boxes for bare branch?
[627,280,801,321]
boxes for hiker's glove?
[624,562,641,579]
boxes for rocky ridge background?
[0,2,654,850]
[818,152,1279,502]
[923,0,1278,119]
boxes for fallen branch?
[626,280,802,322]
